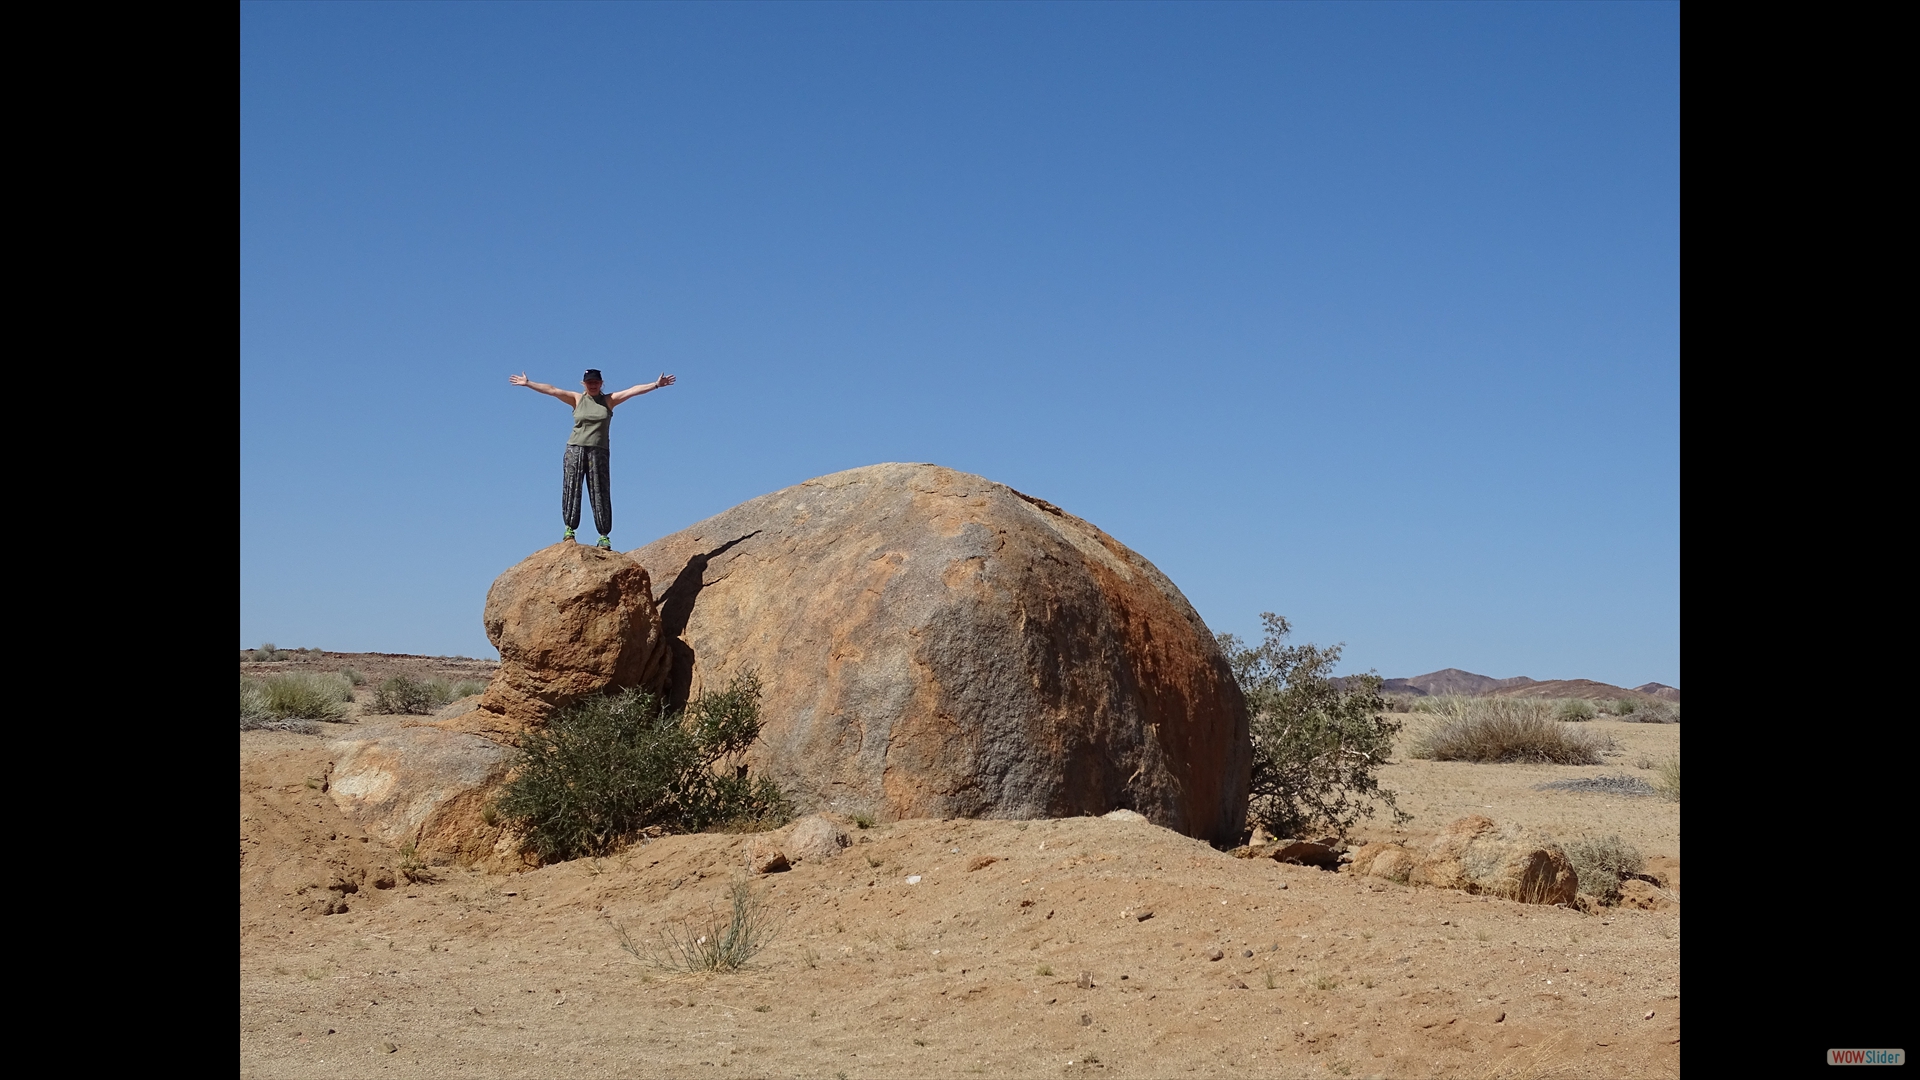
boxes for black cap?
[583,369,603,382]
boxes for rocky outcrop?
[327,727,517,865]
[1347,816,1578,905]
[630,463,1250,845]
[452,543,671,742]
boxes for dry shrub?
[1555,699,1597,721]
[1563,834,1645,904]
[1655,757,1680,801]
[372,676,438,714]
[1409,697,1610,764]
[651,881,778,972]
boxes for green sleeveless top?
[568,392,611,448]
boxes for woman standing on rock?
[509,368,675,549]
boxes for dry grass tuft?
[1409,698,1611,764]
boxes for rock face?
[629,463,1250,845]
[455,542,672,742]
[1347,815,1578,905]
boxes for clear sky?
[240,2,1678,687]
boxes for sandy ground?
[240,711,1679,1079]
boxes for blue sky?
[241,2,1678,687]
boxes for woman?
[509,368,676,548]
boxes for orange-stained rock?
[452,542,671,742]
[629,463,1250,845]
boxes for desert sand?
[240,663,1678,1080]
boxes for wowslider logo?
[1829,1049,1905,1066]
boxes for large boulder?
[629,463,1250,845]
[451,542,672,742]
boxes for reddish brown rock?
[452,542,671,742]
[630,463,1250,845]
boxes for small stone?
[381,1041,398,1054]
[1077,972,1093,989]
[1644,1010,1655,1020]
[1242,949,1254,958]
[966,855,998,871]
[1134,909,1155,922]
[1208,949,1224,962]
[1079,1013,1092,1027]
[1277,882,1288,890]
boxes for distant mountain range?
[1340,668,1679,703]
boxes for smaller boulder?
[750,850,791,875]
[782,816,850,863]
[328,727,516,865]
[1269,840,1342,869]
[1347,842,1418,885]
[453,543,671,742]
[1409,816,1577,905]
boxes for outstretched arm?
[509,373,579,406]
[609,373,676,407]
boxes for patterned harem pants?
[562,445,612,537]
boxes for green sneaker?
[596,536,613,550]
[562,527,577,542]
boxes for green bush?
[1217,614,1409,840]
[1409,697,1608,764]
[339,667,366,687]
[373,676,438,714]
[1608,698,1639,716]
[493,674,792,863]
[451,679,488,699]
[1565,834,1645,905]
[1556,699,1598,722]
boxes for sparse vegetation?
[655,881,775,972]
[241,672,351,730]
[1564,834,1645,905]
[1218,613,1410,839]
[1409,697,1609,764]
[851,813,875,829]
[492,674,792,863]
[1608,698,1639,717]
[339,667,365,686]
[1556,699,1597,721]
[1035,964,1054,976]
[1632,701,1679,724]
[1654,756,1680,801]
[372,675,439,714]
